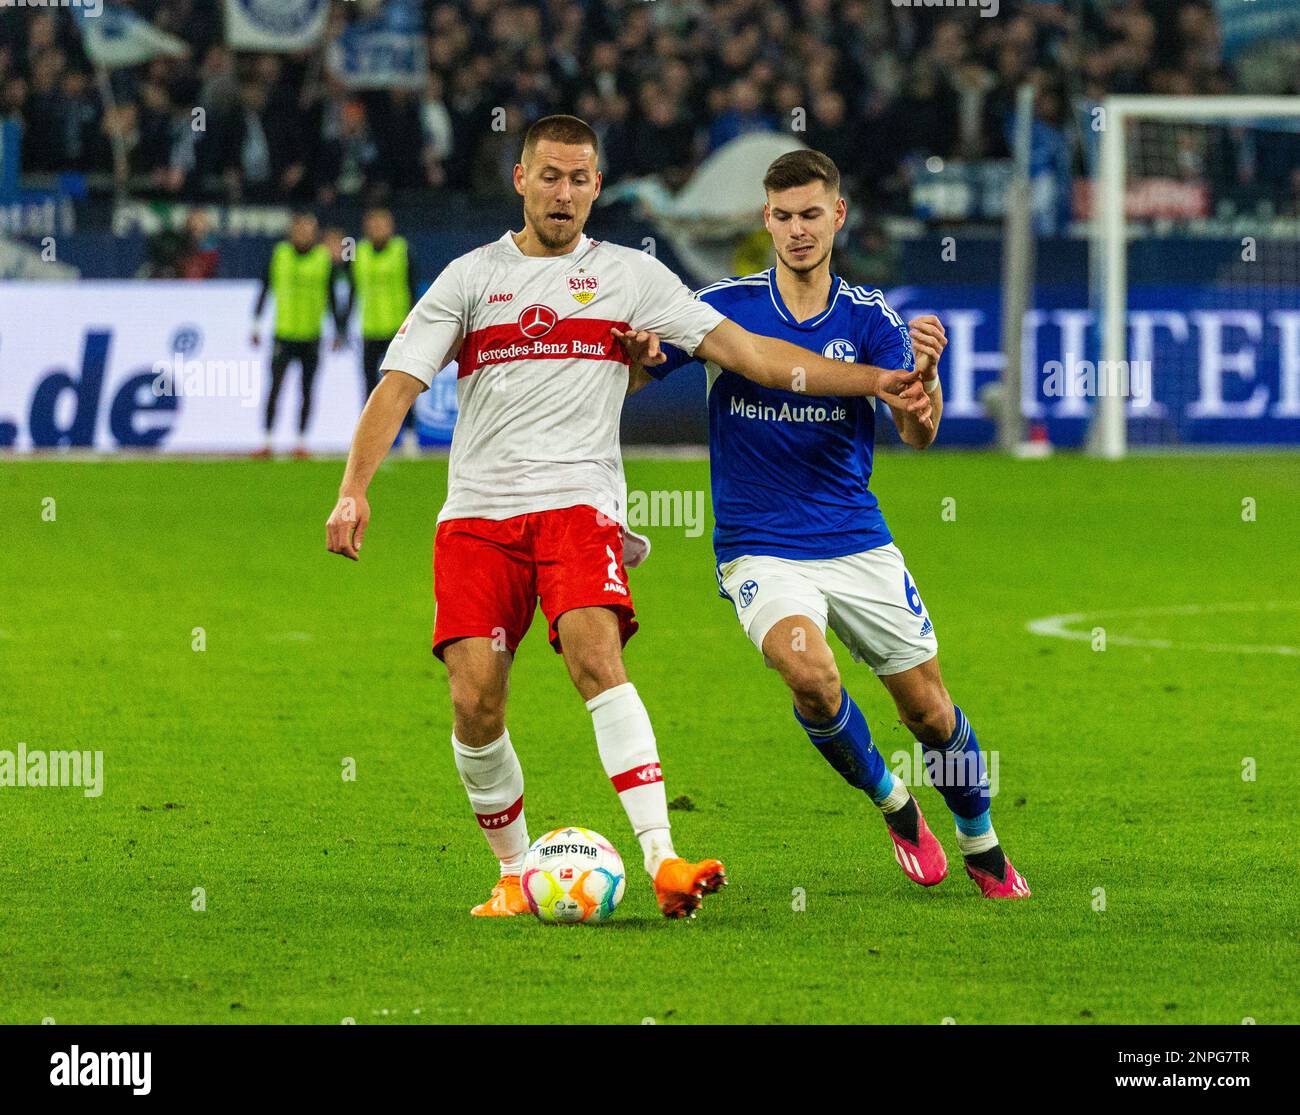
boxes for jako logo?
[488,291,513,304]
[50,1046,151,1095]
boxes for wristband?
[923,376,942,395]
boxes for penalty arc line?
[1025,601,1300,657]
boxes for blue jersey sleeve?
[647,343,697,380]
[862,296,915,373]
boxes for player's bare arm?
[325,370,424,560]
[890,314,947,449]
[616,324,921,409]
[693,318,926,413]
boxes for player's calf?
[559,608,728,918]
[444,638,531,912]
[881,661,1030,899]
[764,617,947,886]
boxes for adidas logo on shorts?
[919,617,933,637]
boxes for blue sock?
[922,705,992,836]
[794,689,896,803]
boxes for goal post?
[1090,95,1300,458]
[998,83,1036,455]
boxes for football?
[521,827,626,924]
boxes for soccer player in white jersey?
[324,117,928,918]
[623,149,1030,899]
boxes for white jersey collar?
[500,229,592,260]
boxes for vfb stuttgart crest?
[569,273,599,305]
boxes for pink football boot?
[886,797,948,886]
[965,855,1031,899]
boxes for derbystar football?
[522,827,626,924]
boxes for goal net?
[1089,96,1300,456]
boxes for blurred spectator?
[707,79,776,152]
[1,0,1290,219]
[197,46,239,121]
[420,74,453,188]
[625,84,694,185]
[317,99,380,203]
[839,218,901,289]
[53,69,98,171]
[215,80,306,202]
[806,91,860,191]
[177,209,220,279]
[139,209,218,278]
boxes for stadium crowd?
[0,0,1280,213]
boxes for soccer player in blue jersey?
[614,149,1029,898]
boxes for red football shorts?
[432,504,638,659]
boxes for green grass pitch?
[2,450,1297,1024]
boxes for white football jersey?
[381,231,724,558]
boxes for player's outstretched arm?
[694,318,925,412]
[326,370,424,560]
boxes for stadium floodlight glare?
[1091,95,1300,459]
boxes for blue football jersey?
[651,269,913,563]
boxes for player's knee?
[565,648,627,699]
[898,691,955,745]
[781,658,842,722]
[449,676,507,741]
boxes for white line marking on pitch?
[1026,601,1300,656]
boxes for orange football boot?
[653,857,727,919]
[470,875,530,917]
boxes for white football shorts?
[716,543,938,676]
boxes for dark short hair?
[522,114,599,163]
[763,149,841,196]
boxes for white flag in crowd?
[224,0,329,53]
[76,6,188,69]
[327,2,428,92]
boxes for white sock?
[586,682,676,875]
[452,730,529,876]
[878,779,911,814]
[956,824,999,857]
